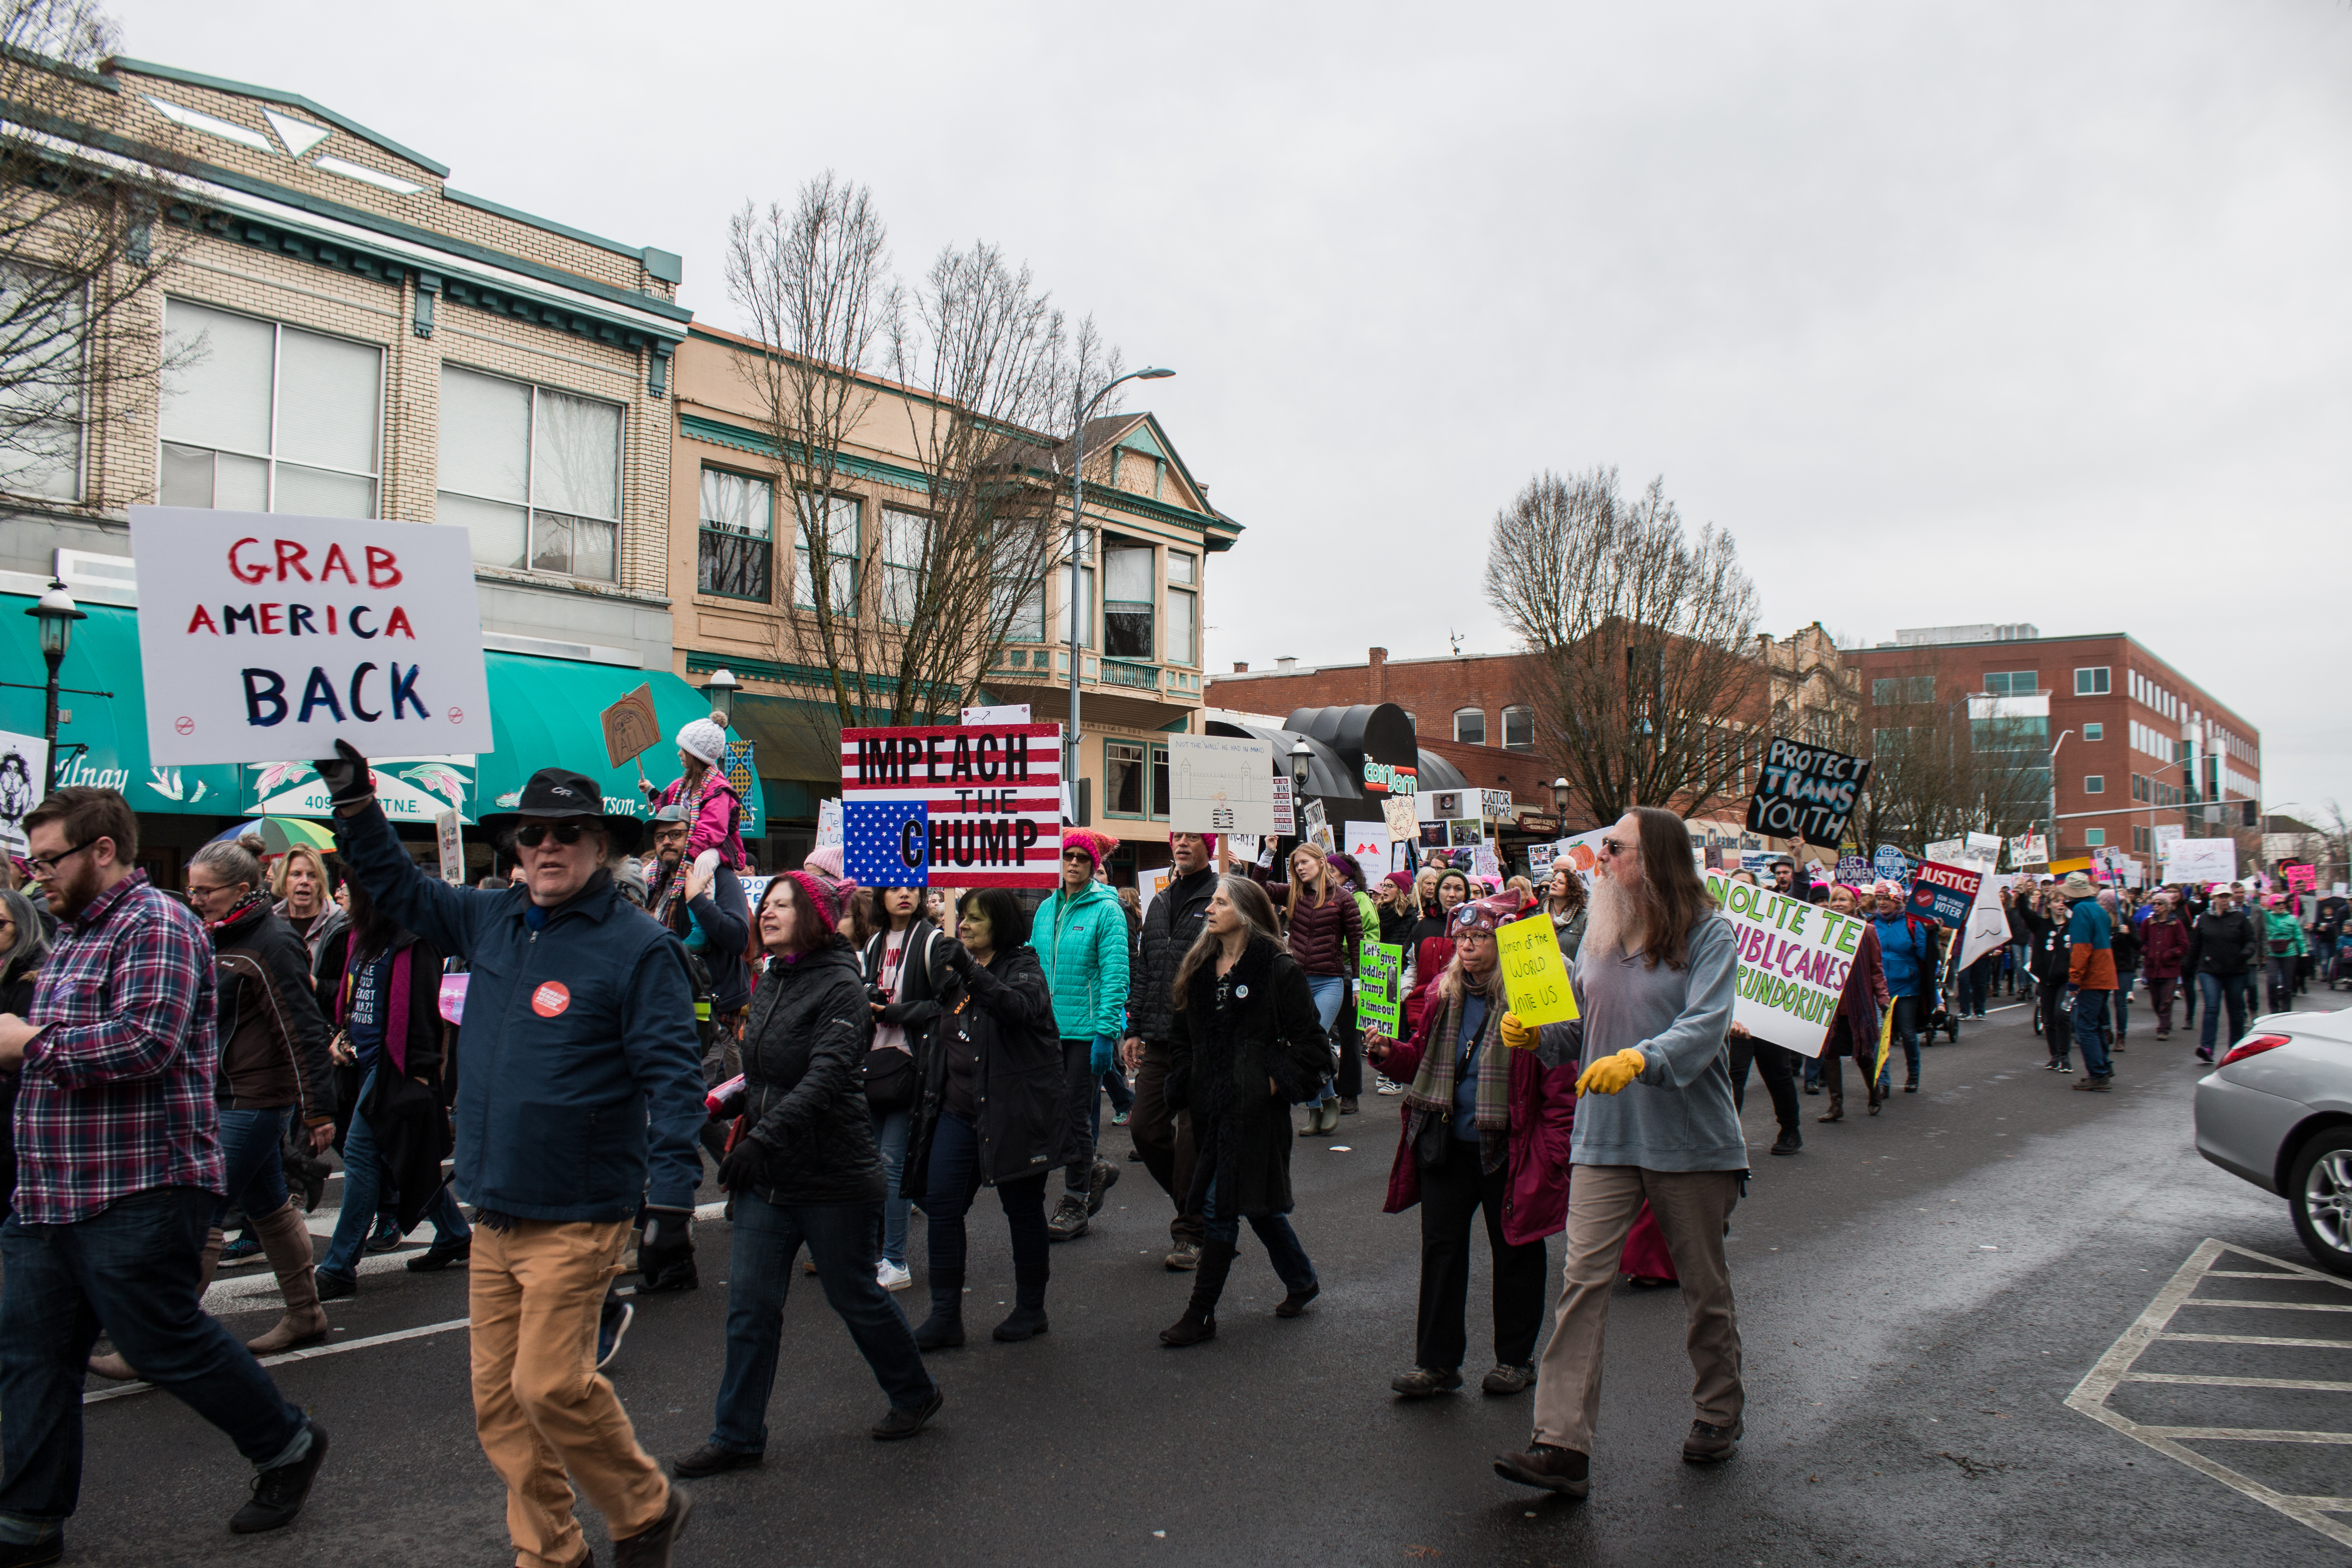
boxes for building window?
[2085,827,2105,847]
[0,266,83,500]
[697,469,772,600]
[1454,708,1486,745]
[792,493,860,616]
[1984,670,2038,696]
[1151,743,1170,820]
[2074,666,2110,695]
[995,570,1045,642]
[1502,706,1535,752]
[878,507,927,622]
[1102,538,1154,658]
[2083,722,2102,741]
[1106,738,1147,817]
[163,298,380,519]
[2084,775,2104,794]
[437,364,619,579]
[1165,551,1197,666]
[1871,676,1934,704]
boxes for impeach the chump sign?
[1703,870,1865,1057]
[132,508,493,767]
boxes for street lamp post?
[26,578,85,796]
[2047,727,2073,868]
[1551,776,1570,820]
[700,667,739,729]
[1064,367,1175,796]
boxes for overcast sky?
[113,0,2352,822]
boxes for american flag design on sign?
[839,723,1062,889]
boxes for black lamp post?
[700,667,739,729]
[1289,738,1313,794]
[1552,776,1569,818]
[27,578,84,795]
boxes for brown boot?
[247,1201,329,1355]
[92,1225,226,1380]
[1817,1092,1844,1124]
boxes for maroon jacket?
[1284,885,1362,978]
[1378,978,1577,1247]
[2140,913,2191,981]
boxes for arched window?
[1453,708,1485,745]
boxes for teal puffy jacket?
[1032,879,1132,1040]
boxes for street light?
[26,578,84,795]
[700,667,739,729]
[1289,738,1313,794]
[1552,776,1570,818]
[1065,366,1176,784]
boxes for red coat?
[2140,914,2190,980]
[1378,977,1578,1247]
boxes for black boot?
[1161,1239,1236,1346]
[913,1269,965,1351]
[994,1264,1050,1341]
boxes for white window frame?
[163,296,384,519]
[2074,666,2110,696]
[2084,775,2104,794]
[696,467,774,602]
[791,492,862,616]
[1454,708,1486,745]
[1501,705,1535,752]
[878,506,928,624]
[436,363,623,581]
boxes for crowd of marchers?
[0,715,2343,1566]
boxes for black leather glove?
[718,1135,773,1193]
[635,1204,697,1293]
[313,739,374,808]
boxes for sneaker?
[597,1298,634,1370]
[2058,1063,2074,1075]
[670,1442,760,1479]
[2043,1061,2059,1071]
[877,1261,913,1292]
[1111,1109,1131,1126]
[1481,1363,1535,1396]
[364,1216,403,1253]
[1389,1365,1463,1398]
[612,1482,691,1567]
[871,1385,943,1441]
[1164,1240,1202,1271]
[1493,1442,1589,1496]
[228,1420,330,1534]
[1047,1193,1090,1241]
[1682,1418,1743,1464]
[1376,1079,1405,1096]
[2196,1047,2214,1063]
[219,1233,265,1266]
[1086,1158,1120,1216]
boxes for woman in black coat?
[903,886,1068,1351]
[1159,875,1332,1348]
[678,871,942,1477]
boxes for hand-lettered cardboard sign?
[600,683,662,769]
[1745,737,1870,844]
[1703,872,1868,1057]
[1497,913,1579,1029]
[1358,941,1404,1037]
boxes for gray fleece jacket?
[1537,910,1743,1172]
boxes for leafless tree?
[1486,468,1763,824]
[0,0,195,501]
[1847,696,2050,855]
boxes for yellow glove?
[1575,1047,1648,1096]
[1499,1011,1534,1051]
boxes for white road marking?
[84,1318,470,1405]
[2069,1239,2352,1549]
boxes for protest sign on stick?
[599,684,662,770]
[132,507,492,766]
[2162,837,2236,885]
[839,723,1061,888]
[1167,734,1275,835]
[1908,858,1982,928]
[1496,914,1578,1029]
[1744,737,1870,843]
[1703,871,1867,1057]
[1358,941,1404,1037]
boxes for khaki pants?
[1530,1165,1744,1455]
[470,1219,670,1568]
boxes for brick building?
[1850,627,2260,860]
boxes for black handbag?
[864,1045,918,1112]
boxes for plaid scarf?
[205,888,271,932]
[1403,977,1513,1172]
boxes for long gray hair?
[0,886,49,980]
[1170,874,1282,1012]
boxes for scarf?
[206,888,271,932]
[1403,977,1512,1173]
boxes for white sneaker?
[877,1261,913,1292]
[1376,1078,1405,1096]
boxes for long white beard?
[1586,873,1651,959]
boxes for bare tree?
[1844,695,2050,856]
[0,0,195,500]
[1487,468,1763,824]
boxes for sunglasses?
[514,822,588,849]
[1598,836,1631,858]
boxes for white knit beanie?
[677,713,728,765]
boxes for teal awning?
[475,652,713,821]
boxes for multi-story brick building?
[0,55,706,879]
[1850,626,2260,861]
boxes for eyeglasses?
[514,822,588,849]
[1598,836,1630,858]
[25,839,97,878]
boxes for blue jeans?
[870,1106,912,1270]
[1876,994,1921,1089]
[2073,988,2113,1078]
[2113,968,2136,1036]
[1101,1068,1134,1115]
[1201,1175,1317,1294]
[1306,975,1346,1104]
[0,1188,310,1534]
[709,1189,934,1454]
[214,1105,290,1228]
[922,1111,1049,1280]
[2199,972,2253,1054]
[318,1067,469,1281]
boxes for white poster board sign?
[1924,838,1965,865]
[961,704,1030,726]
[815,798,844,848]
[131,507,492,766]
[1342,821,1387,879]
[0,728,46,854]
[1139,863,1175,914]
[1268,775,1296,837]
[1553,828,1610,893]
[1965,831,2004,863]
[2152,823,2185,852]
[1700,871,1868,1056]
[435,806,466,885]
[2162,837,2236,885]
[1527,842,1556,880]
[1956,865,2012,969]
[1167,734,1274,835]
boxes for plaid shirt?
[15,870,222,1225]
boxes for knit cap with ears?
[1059,829,1115,873]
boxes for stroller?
[1923,929,1963,1044]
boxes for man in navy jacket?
[321,744,701,1568]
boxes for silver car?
[2194,1005,2352,1275]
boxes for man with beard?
[1121,830,1217,1269]
[1494,805,1743,1500]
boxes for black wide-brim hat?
[479,767,646,856]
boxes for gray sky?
[113,0,2352,822]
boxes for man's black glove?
[717,1134,773,1193]
[635,1204,697,1293]
[312,739,374,808]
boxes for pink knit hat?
[1060,829,1115,871]
[802,844,845,879]
[778,869,846,937]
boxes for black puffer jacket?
[1126,866,1216,1047]
[1167,934,1330,1219]
[211,900,336,1122]
[738,937,883,1205]
[904,942,1067,1194]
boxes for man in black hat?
[315,744,701,1568]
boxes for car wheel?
[2288,1128,2352,1279]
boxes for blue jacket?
[1872,911,1935,998]
[1031,879,1131,1040]
[333,801,707,1221]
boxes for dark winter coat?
[1167,934,1331,1220]
[1127,866,1217,1047]
[904,942,1068,1194]
[210,900,336,1124]
[736,937,883,1206]
[670,862,752,1016]
[1284,884,1361,977]
[2188,909,2261,978]
[2140,914,2191,980]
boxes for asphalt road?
[52,983,2352,1567]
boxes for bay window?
[1166,549,1197,667]
[1103,537,1154,658]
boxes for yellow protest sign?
[1496,913,1579,1031]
